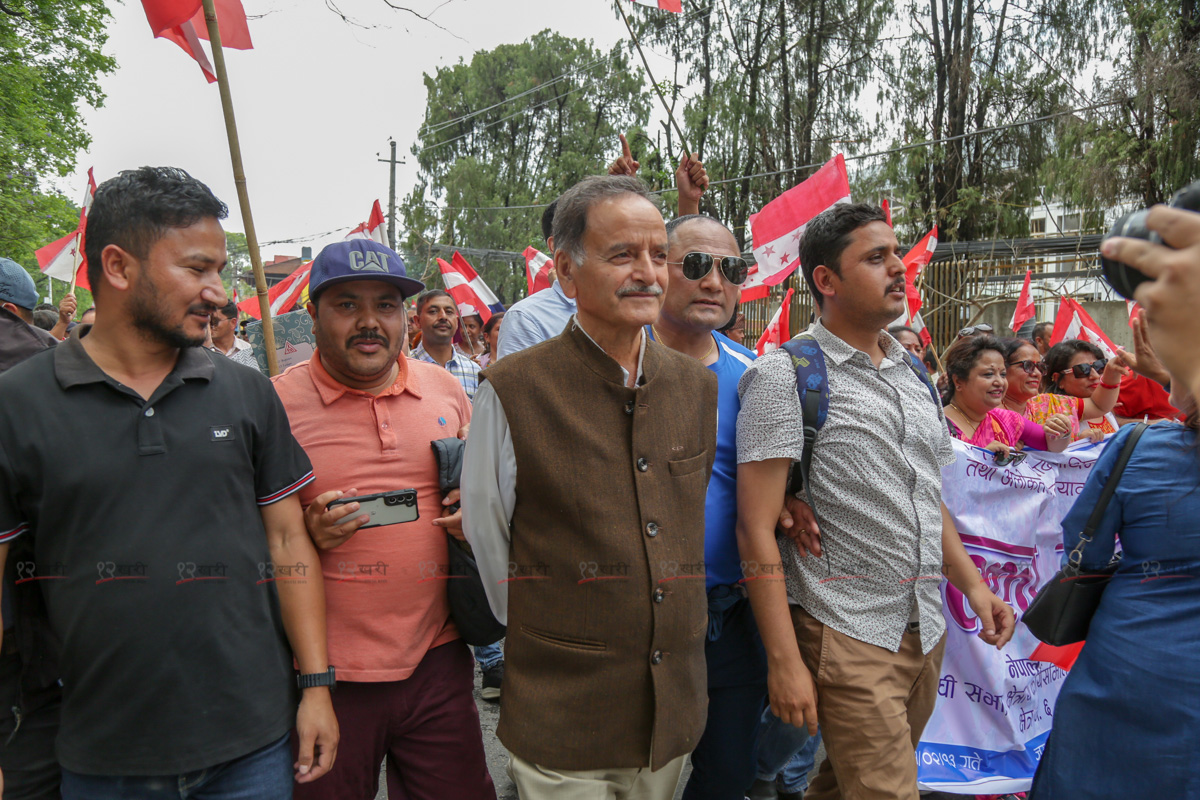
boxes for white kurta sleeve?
[461,380,517,625]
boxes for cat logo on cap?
[349,250,390,273]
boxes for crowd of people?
[0,152,1197,800]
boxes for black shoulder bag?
[431,437,506,647]
[1023,422,1148,646]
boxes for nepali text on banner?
[916,437,1110,795]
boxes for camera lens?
[384,495,399,506]
[1100,209,1155,300]
[1170,180,1200,213]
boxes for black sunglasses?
[1068,360,1108,379]
[670,252,749,285]
[957,323,994,337]
[993,450,1028,467]
[1007,359,1047,374]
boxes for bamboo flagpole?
[200,0,280,375]
[617,1,692,157]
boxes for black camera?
[1101,179,1200,300]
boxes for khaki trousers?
[790,607,946,800]
[508,753,688,800]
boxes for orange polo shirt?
[272,351,471,681]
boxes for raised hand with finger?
[607,133,640,177]
[676,153,708,216]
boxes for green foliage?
[1042,0,1200,211]
[875,0,1106,241]
[621,0,891,249]
[401,29,652,305]
[0,0,114,270]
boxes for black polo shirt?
[0,327,314,775]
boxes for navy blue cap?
[308,239,425,300]
[0,257,39,310]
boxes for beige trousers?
[507,753,688,800]
[790,606,947,800]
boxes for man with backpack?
[734,203,1014,800]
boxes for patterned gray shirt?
[736,320,955,654]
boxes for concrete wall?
[978,301,1132,351]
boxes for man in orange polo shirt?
[272,239,495,800]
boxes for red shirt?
[1113,373,1180,421]
[273,351,472,681]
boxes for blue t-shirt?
[647,328,755,590]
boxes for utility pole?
[378,139,404,250]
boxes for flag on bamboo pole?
[745,154,851,302]
[755,288,794,355]
[140,0,252,83]
[237,261,310,319]
[1049,297,1117,358]
[1010,269,1036,333]
[437,252,505,323]
[345,200,387,245]
[890,227,938,346]
[629,0,682,11]
[36,168,97,290]
[523,247,553,296]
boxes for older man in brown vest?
[462,175,717,799]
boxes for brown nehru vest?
[483,320,717,771]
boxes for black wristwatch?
[297,666,336,691]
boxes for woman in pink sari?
[940,336,1071,457]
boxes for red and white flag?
[1049,297,1117,358]
[629,0,682,11]
[755,288,794,355]
[36,168,97,290]
[1126,300,1141,328]
[437,252,505,323]
[345,200,387,245]
[1010,269,1036,333]
[890,227,938,346]
[745,154,851,302]
[523,247,553,296]
[140,0,252,84]
[237,261,311,320]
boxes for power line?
[419,57,611,137]
[705,101,1123,187]
[418,80,600,155]
[417,5,715,138]
[416,100,1123,210]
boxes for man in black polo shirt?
[0,167,338,798]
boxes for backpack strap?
[902,351,942,408]
[780,334,829,500]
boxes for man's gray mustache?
[616,285,664,297]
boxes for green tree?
[877,0,1105,241]
[401,30,652,304]
[1043,0,1200,212]
[618,0,890,250]
[0,0,115,274]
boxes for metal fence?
[740,234,1122,356]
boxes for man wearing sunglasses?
[648,214,764,800]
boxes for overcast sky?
[59,0,680,261]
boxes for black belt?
[905,620,920,634]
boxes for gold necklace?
[949,402,983,436]
[653,325,717,361]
